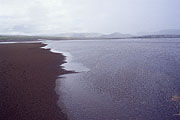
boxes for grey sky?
[0,0,180,35]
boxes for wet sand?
[0,43,71,120]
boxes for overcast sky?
[0,0,180,35]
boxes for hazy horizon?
[0,0,180,35]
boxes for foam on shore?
[42,40,90,72]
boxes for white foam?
[42,40,90,72]
[0,42,17,44]
[0,41,42,44]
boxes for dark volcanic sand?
[0,43,71,120]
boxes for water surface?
[45,38,180,120]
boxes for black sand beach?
[0,43,70,120]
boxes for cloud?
[0,0,180,35]
[0,0,65,34]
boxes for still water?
[44,39,180,120]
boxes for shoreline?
[0,43,72,120]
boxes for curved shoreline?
[0,43,72,120]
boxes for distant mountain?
[138,29,180,36]
[53,32,133,39]
[152,29,180,35]
[101,32,133,38]
[133,34,180,39]
[54,33,103,38]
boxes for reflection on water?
[45,39,180,120]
